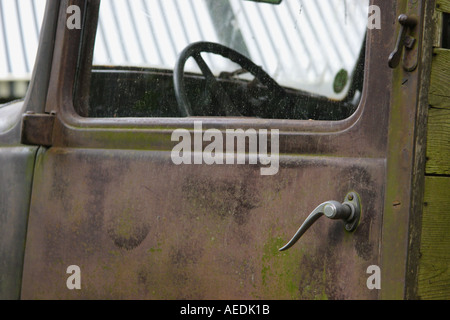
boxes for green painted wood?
[436,0,450,13]
[428,94,450,110]
[428,49,450,101]
[418,176,450,300]
[426,107,450,175]
[426,48,450,175]
[418,15,450,299]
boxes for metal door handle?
[388,14,418,69]
[279,192,361,252]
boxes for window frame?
[44,0,392,159]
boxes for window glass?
[84,0,369,120]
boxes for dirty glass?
[83,0,369,120]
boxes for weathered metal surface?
[0,146,38,299]
[21,149,384,299]
[0,1,60,300]
[380,0,432,300]
[14,0,428,300]
[20,112,56,147]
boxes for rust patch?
[106,207,150,250]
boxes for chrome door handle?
[279,192,361,252]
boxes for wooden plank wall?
[417,0,450,300]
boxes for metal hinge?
[20,111,56,147]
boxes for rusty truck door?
[19,0,430,300]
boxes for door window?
[78,0,369,120]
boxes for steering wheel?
[173,41,286,117]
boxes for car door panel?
[21,147,383,299]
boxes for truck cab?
[0,0,448,300]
